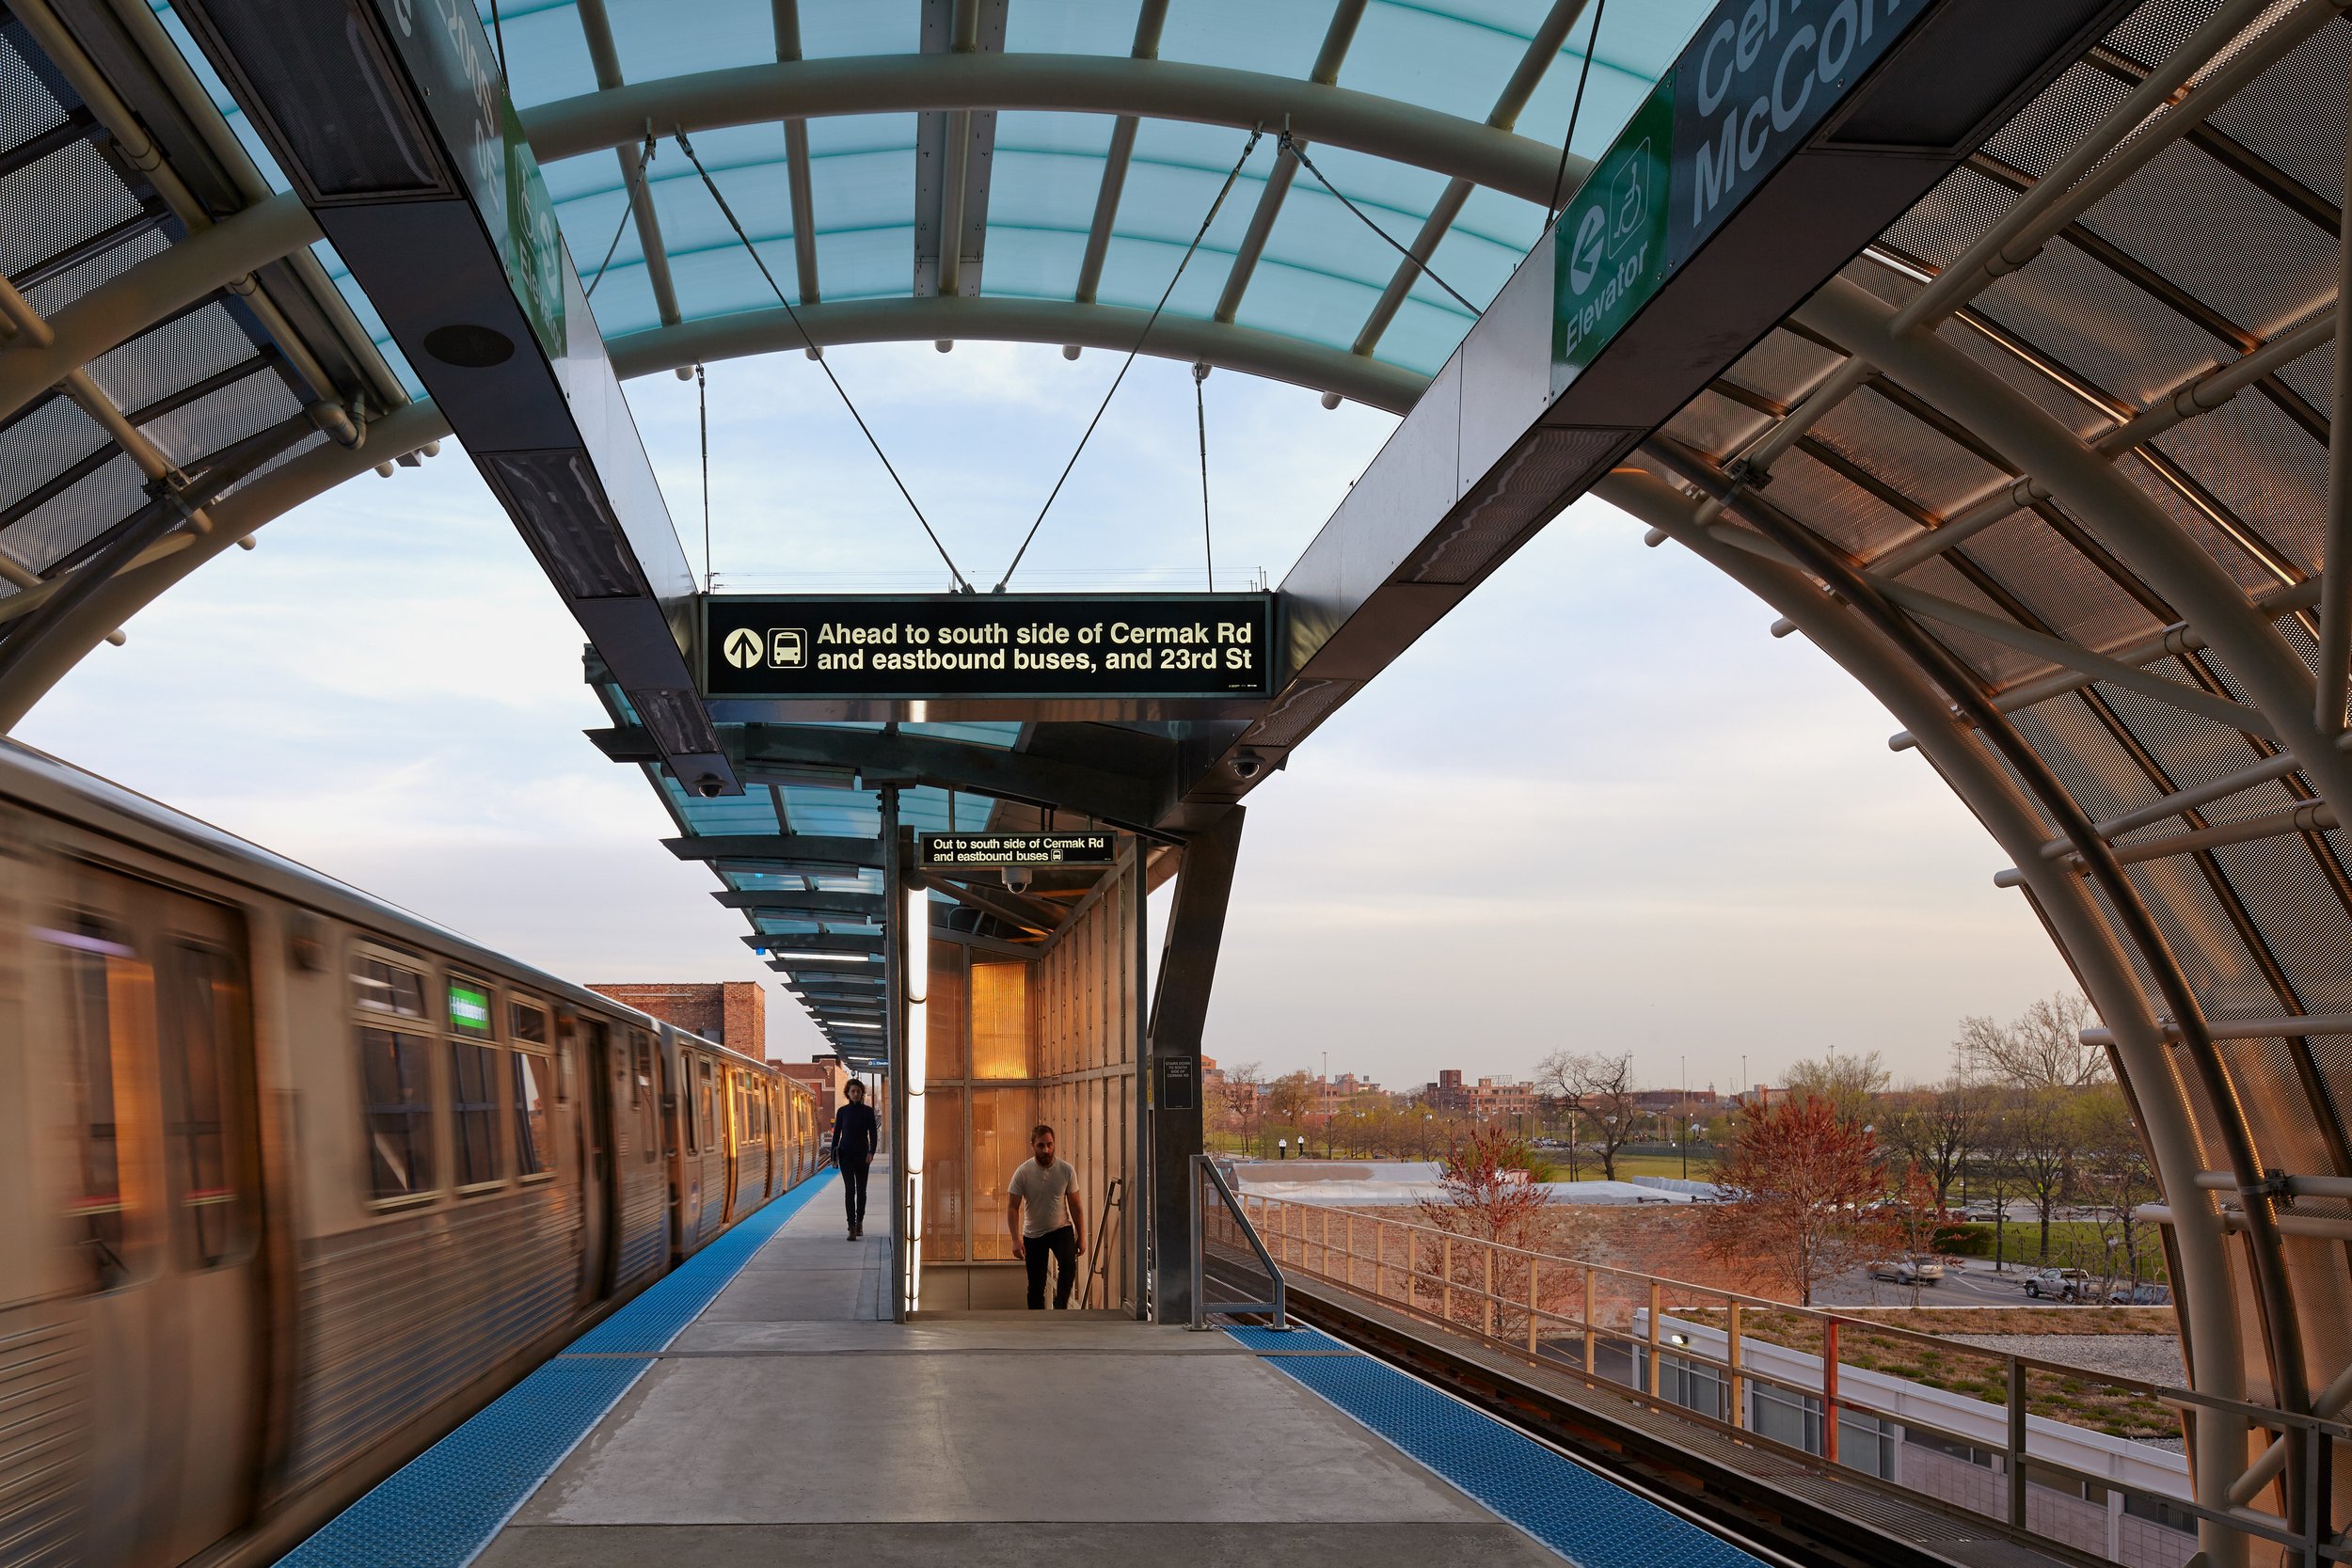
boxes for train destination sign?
[701,593,1276,700]
[919,832,1118,868]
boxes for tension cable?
[697,362,711,590]
[586,133,657,299]
[993,124,1263,592]
[1280,130,1480,318]
[675,129,973,593]
[1546,0,1613,220]
[1193,362,1215,592]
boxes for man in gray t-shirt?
[1005,1123,1087,1309]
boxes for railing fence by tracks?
[1210,1191,2348,1568]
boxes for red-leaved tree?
[1703,1097,1887,1306]
[1419,1125,1550,1247]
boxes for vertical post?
[1647,1280,1662,1398]
[1443,1235,1455,1325]
[1526,1254,1539,1355]
[1483,1244,1495,1338]
[2007,1354,2027,1527]
[1321,1205,1330,1277]
[1823,1319,1841,1465]
[1583,1266,1597,1378]
[1347,1211,1357,1290]
[1144,809,1244,1324]
[1188,1155,1206,1330]
[1728,1298,1745,1430]
[882,785,908,1323]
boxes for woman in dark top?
[831,1079,880,1239]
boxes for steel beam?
[0,192,318,426]
[914,873,1058,935]
[0,399,451,729]
[1797,277,2352,830]
[712,888,883,916]
[1599,466,2256,1565]
[522,54,1570,205]
[2318,81,2352,732]
[662,833,884,867]
[1351,0,1592,356]
[1144,806,1243,1323]
[727,721,1167,828]
[1212,0,1366,324]
[743,933,882,954]
[576,0,682,326]
[1070,0,1164,309]
[607,294,1428,412]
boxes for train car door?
[580,1019,619,1298]
[46,867,265,1568]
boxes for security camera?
[1232,751,1266,781]
[693,773,726,799]
[1004,865,1034,894]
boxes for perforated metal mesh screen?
[1640,0,2352,1500]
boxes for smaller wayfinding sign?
[919,832,1117,867]
[702,593,1275,700]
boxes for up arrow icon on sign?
[723,627,765,669]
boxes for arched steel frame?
[519,53,1575,205]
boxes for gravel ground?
[1944,1332,2185,1386]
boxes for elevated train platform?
[278,1166,1769,1568]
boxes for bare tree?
[1222,1061,1263,1154]
[1962,993,2108,1088]
[1535,1049,1641,1180]
[1883,1072,1990,1212]
[1784,1050,1890,1124]
[2075,1086,2158,1295]
[2005,1087,2075,1261]
[1266,1070,1315,1145]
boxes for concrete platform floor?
[477,1169,1563,1566]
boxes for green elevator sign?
[1552,79,1673,389]
[449,982,493,1036]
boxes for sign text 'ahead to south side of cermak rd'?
[700,594,1277,701]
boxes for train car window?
[509,1000,549,1046]
[511,1053,553,1177]
[353,956,425,1018]
[449,1040,502,1186]
[633,1033,659,1162]
[358,1028,435,1197]
[49,920,143,1290]
[159,942,254,1267]
[697,1058,715,1150]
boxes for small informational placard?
[448,981,494,1036]
[918,832,1117,868]
[702,594,1275,700]
[1156,1056,1197,1112]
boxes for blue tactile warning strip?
[1232,1329,1768,1568]
[278,1173,836,1568]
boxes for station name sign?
[919,832,1118,867]
[1555,0,1924,385]
[701,593,1276,700]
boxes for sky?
[19,336,2075,1097]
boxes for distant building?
[590,980,764,1054]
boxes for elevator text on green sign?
[1552,81,1673,386]
[701,594,1276,700]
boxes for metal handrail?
[1190,1155,1288,1330]
[1080,1176,1124,1308]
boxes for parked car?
[2024,1267,2102,1301]
[1869,1256,1947,1285]
[2112,1281,2172,1306]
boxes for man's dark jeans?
[1023,1224,1078,1309]
[839,1160,869,1231]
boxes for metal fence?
[1236,1192,2347,1568]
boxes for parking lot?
[1810,1259,2156,1308]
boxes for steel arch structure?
[3,1,2352,1560]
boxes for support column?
[882,786,909,1321]
[1144,807,1245,1323]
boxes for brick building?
[588,980,765,1054]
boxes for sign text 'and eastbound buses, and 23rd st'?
[700,594,1276,700]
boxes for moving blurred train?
[0,739,824,1568]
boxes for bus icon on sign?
[769,629,806,669]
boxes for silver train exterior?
[0,740,822,1568]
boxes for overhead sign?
[701,594,1276,700]
[1555,0,1926,389]
[919,832,1118,867]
